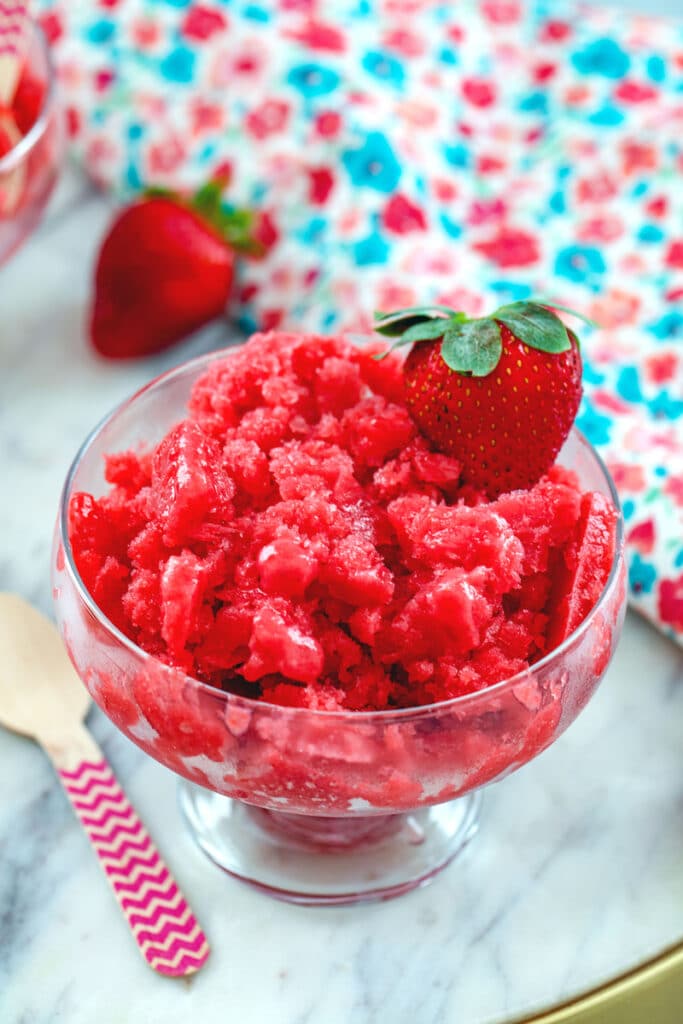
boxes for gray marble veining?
[1,168,681,1024]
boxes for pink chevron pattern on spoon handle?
[0,1,28,56]
[58,759,210,976]
[0,1,29,104]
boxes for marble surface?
[1,165,682,1024]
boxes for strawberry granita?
[69,331,617,713]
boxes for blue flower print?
[637,224,665,243]
[443,143,470,169]
[646,55,666,82]
[576,397,612,446]
[361,50,405,88]
[588,105,624,126]
[87,20,116,44]
[616,366,643,404]
[648,391,683,421]
[629,553,657,596]
[160,46,196,83]
[439,213,462,239]
[648,311,683,340]
[243,5,270,21]
[572,38,630,79]
[554,245,606,285]
[287,64,340,97]
[353,229,390,266]
[582,357,606,387]
[342,132,401,193]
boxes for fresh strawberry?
[90,180,269,359]
[375,300,588,496]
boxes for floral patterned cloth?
[38,0,682,643]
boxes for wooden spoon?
[0,593,210,977]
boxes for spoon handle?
[45,727,210,977]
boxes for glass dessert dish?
[53,350,627,906]
[0,24,64,266]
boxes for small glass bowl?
[0,25,64,266]
[52,350,627,905]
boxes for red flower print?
[382,194,427,234]
[148,136,186,176]
[615,80,658,103]
[664,475,683,507]
[314,110,342,138]
[182,5,228,42]
[626,518,655,555]
[239,283,259,304]
[540,19,571,41]
[66,106,81,138]
[577,216,624,243]
[95,70,115,93]
[462,77,497,107]
[665,240,683,269]
[190,98,224,134]
[482,1,522,24]
[382,28,425,57]
[398,100,437,128]
[477,155,506,174]
[86,137,118,187]
[131,19,161,48]
[286,20,346,51]
[38,12,63,44]
[659,574,683,634]
[534,62,557,83]
[308,167,335,204]
[261,309,285,331]
[577,173,618,203]
[609,463,646,493]
[467,198,506,225]
[646,196,668,218]
[621,141,657,175]
[592,390,631,415]
[252,211,279,253]
[474,226,540,267]
[589,289,640,328]
[565,85,590,106]
[376,282,417,312]
[645,352,678,385]
[446,25,464,44]
[245,100,290,140]
[434,288,484,317]
[433,178,458,202]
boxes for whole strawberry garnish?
[90,179,269,359]
[375,301,590,497]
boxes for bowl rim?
[57,344,626,722]
[0,23,58,175]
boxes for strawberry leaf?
[372,320,447,358]
[401,319,450,343]
[494,302,571,353]
[193,180,224,221]
[440,319,502,377]
[375,315,438,338]
[536,300,598,328]
[374,306,464,337]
